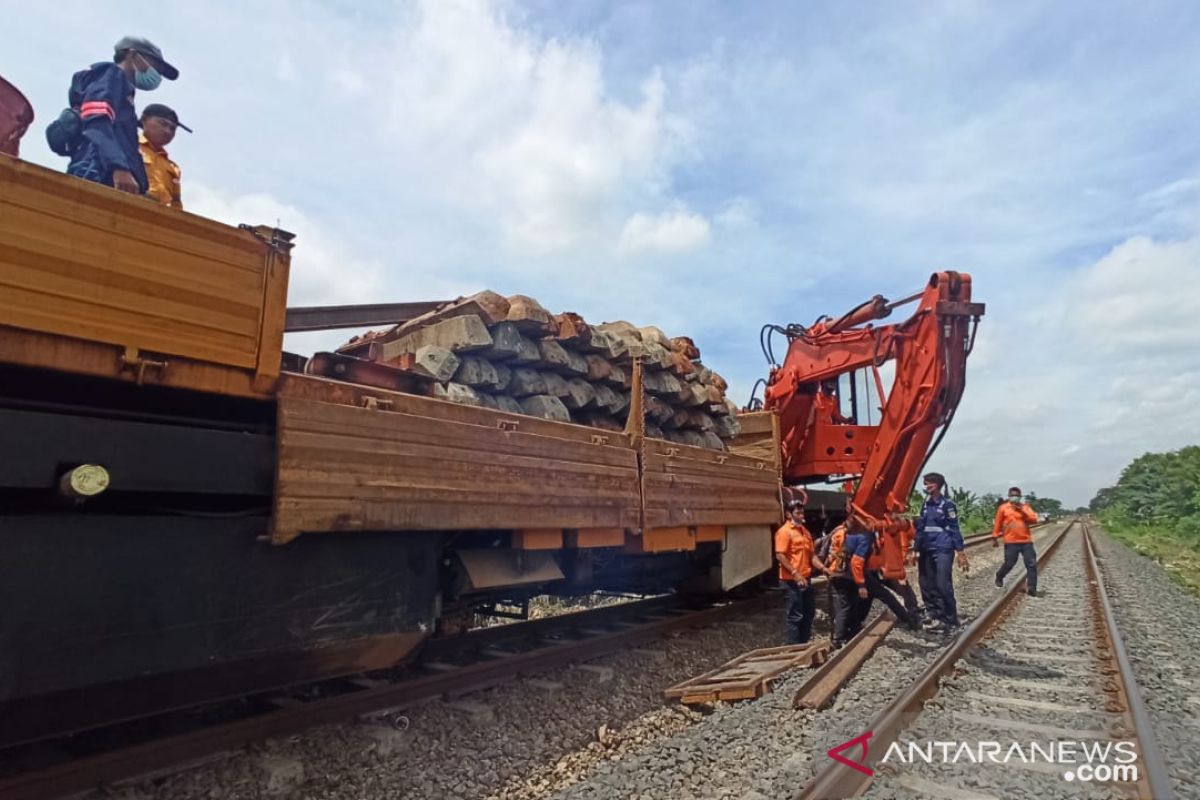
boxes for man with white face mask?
[62,37,179,194]
[992,486,1041,596]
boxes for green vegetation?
[906,487,1066,536]
[1090,445,1200,595]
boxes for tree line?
[1090,445,1200,538]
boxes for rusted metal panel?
[642,437,782,529]
[0,157,288,394]
[272,374,642,542]
[457,549,564,590]
[721,525,773,590]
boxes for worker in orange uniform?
[139,103,189,209]
[992,486,1041,596]
[813,380,853,425]
[878,512,920,623]
[775,499,825,644]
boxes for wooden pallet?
[664,642,829,705]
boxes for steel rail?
[794,519,1077,800]
[0,594,776,800]
[1082,522,1174,800]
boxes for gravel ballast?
[547,525,1069,800]
[1090,524,1200,798]
[111,604,787,800]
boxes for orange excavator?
[757,271,984,531]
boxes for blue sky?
[8,0,1200,506]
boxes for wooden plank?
[272,392,641,542]
[0,283,260,368]
[0,206,267,298]
[278,374,635,449]
[0,157,267,268]
[0,326,274,398]
[0,156,283,385]
[665,642,828,704]
[726,411,781,467]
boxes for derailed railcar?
[0,155,782,744]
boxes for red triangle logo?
[827,730,874,776]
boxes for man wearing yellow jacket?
[138,103,189,209]
[992,486,1040,596]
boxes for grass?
[1098,518,1200,597]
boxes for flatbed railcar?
[0,155,784,744]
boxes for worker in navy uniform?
[63,36,179,194]
[914,472,968,633]
[849,523,921,631]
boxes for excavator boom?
[762,271,984,529]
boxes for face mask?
[133,57,162,91]
[1010,496,1022,504]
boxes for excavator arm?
[763,271,984,530]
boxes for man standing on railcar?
[915,472,968,634]
[53,36,179,194]
[992,486,1041,596]
[774,499,825,645]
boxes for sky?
[7,0,1199,507]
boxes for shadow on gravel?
[965,645,1068,680]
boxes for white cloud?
[1069,234,1200,353]
[377,0,687,252]
[186,183,478,353]
[617,208,712,255]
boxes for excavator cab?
[761,272,984,531]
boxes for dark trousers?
[831,577,868,645]
[862,571,914,626]
[882,576,920,617]
[996,542,1038,594]
[782,580,816,644]
[918,550,959,625]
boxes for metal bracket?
[119,346,167,385]
[361,396,394,411]
[590,434,610,445]
[498,420,520,432]
[665,447,680,457]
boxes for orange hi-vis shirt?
[774,519,815,581]
[992,502,1039,544]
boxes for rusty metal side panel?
[642,438,782,529]
[0,157,286,386]
[272,376,641,541]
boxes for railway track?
[797,520,1173,800]
[0,593,775,800]
[0,524,1048,800]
